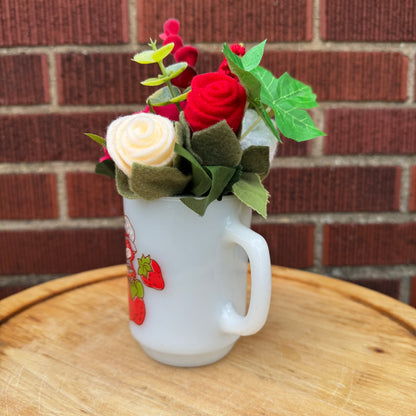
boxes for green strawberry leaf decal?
[129,279,144,299]
[138,254,152,278]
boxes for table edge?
[0,264,125,324]
[1,265,415,333]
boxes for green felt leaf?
[129,162,191,200]
[240,146,270,178]
[147,85,181,107]
[180,166,236,216]
[241,40,266,71]
[152,42,175,62]
[85,133,106,147]
[95,159,115,179]
[138,255,152,278]
[232,172,269,219]
[130,279,144,299]
[174,143,211,196]
[115,167,137,199]
[191,120,242,167]
[274,101,325,141]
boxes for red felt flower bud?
[174,45,199,67]
[218,43,246,78]
[184,72,247,133]
[162,34,183,54]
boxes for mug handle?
[220,222,272,336]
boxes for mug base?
[141,343,236,367]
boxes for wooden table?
[1,265,415,415]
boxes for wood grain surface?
[1,265,415,415]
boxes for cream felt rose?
[106,113,176,176]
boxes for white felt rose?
[106,113,176,176]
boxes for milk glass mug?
[123,195,271,367]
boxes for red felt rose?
[184,73,247,133]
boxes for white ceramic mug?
[123,195,271,367]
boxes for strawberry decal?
[128,279,146,325]
[138,255,165,290]
[124,216,165,326]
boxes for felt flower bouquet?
[87,19,324,218]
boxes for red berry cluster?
[159,18,199,88]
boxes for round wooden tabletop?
[1,265,415,415]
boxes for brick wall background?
[1,0,416,306]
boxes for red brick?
[323,223,416,266]
[0,55,49,105]
[324,109,416,155]
[410,167,416,212]
[252,223,314,268]
[276,138,311,157]
[264,167,401,214]
[137,0,313,43]
[410,277,416,308]
[0,0,128,46]
[56,53,158,105]
[321,0,416,42]
[261,51,408,102]
[349,278,401,300]
[0,112,128,162]
[66,173,123,218]
[0,174,58,220]
[0,229,125,274]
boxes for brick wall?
[1,0,416,306]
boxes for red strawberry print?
[138,255,165,290]
[128,279,145,325]
[129,295,146,325]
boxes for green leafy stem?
[223,41,325,142]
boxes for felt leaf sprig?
[86,18,325,218]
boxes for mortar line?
[1,42,416,55]
[128,0,138,48]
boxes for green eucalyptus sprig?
[132,40,190,111]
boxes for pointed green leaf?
[152,42,175,62]
[274,102,325,141]
[85,133,106,147]
[241,40,266,71]
[252,67,318,109]
[232,172,269,219]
